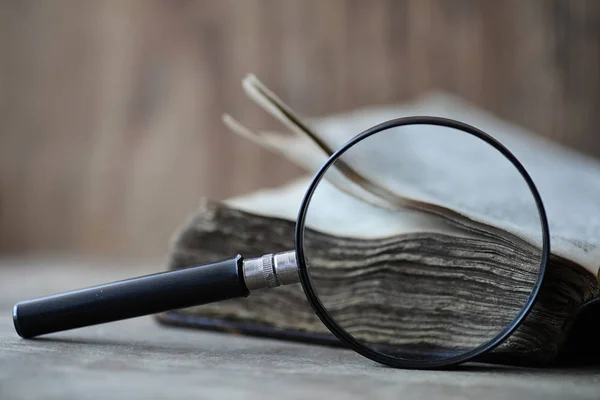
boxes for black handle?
[13,256,248,338]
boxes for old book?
[158,76,600,366]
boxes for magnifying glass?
[12,117,549,369]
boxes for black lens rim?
[294,116,550,369]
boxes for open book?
[159,75,600,365]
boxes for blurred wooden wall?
[0,0,598,258]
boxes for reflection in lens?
[300,123,544,362]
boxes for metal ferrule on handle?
[242,250,299,290]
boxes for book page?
[310,94,600,276]
[225,176,476,240]
[224,76,600,276]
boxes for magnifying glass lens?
[298,122,546,365]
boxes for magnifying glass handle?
[12,251,299,339]
[13,256,248,339]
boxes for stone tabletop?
[0,259,599,400]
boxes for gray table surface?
[0,258,599,400]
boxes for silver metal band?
[273,251,299,286]
[242,250,299,291]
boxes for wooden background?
[0,0,598,258]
